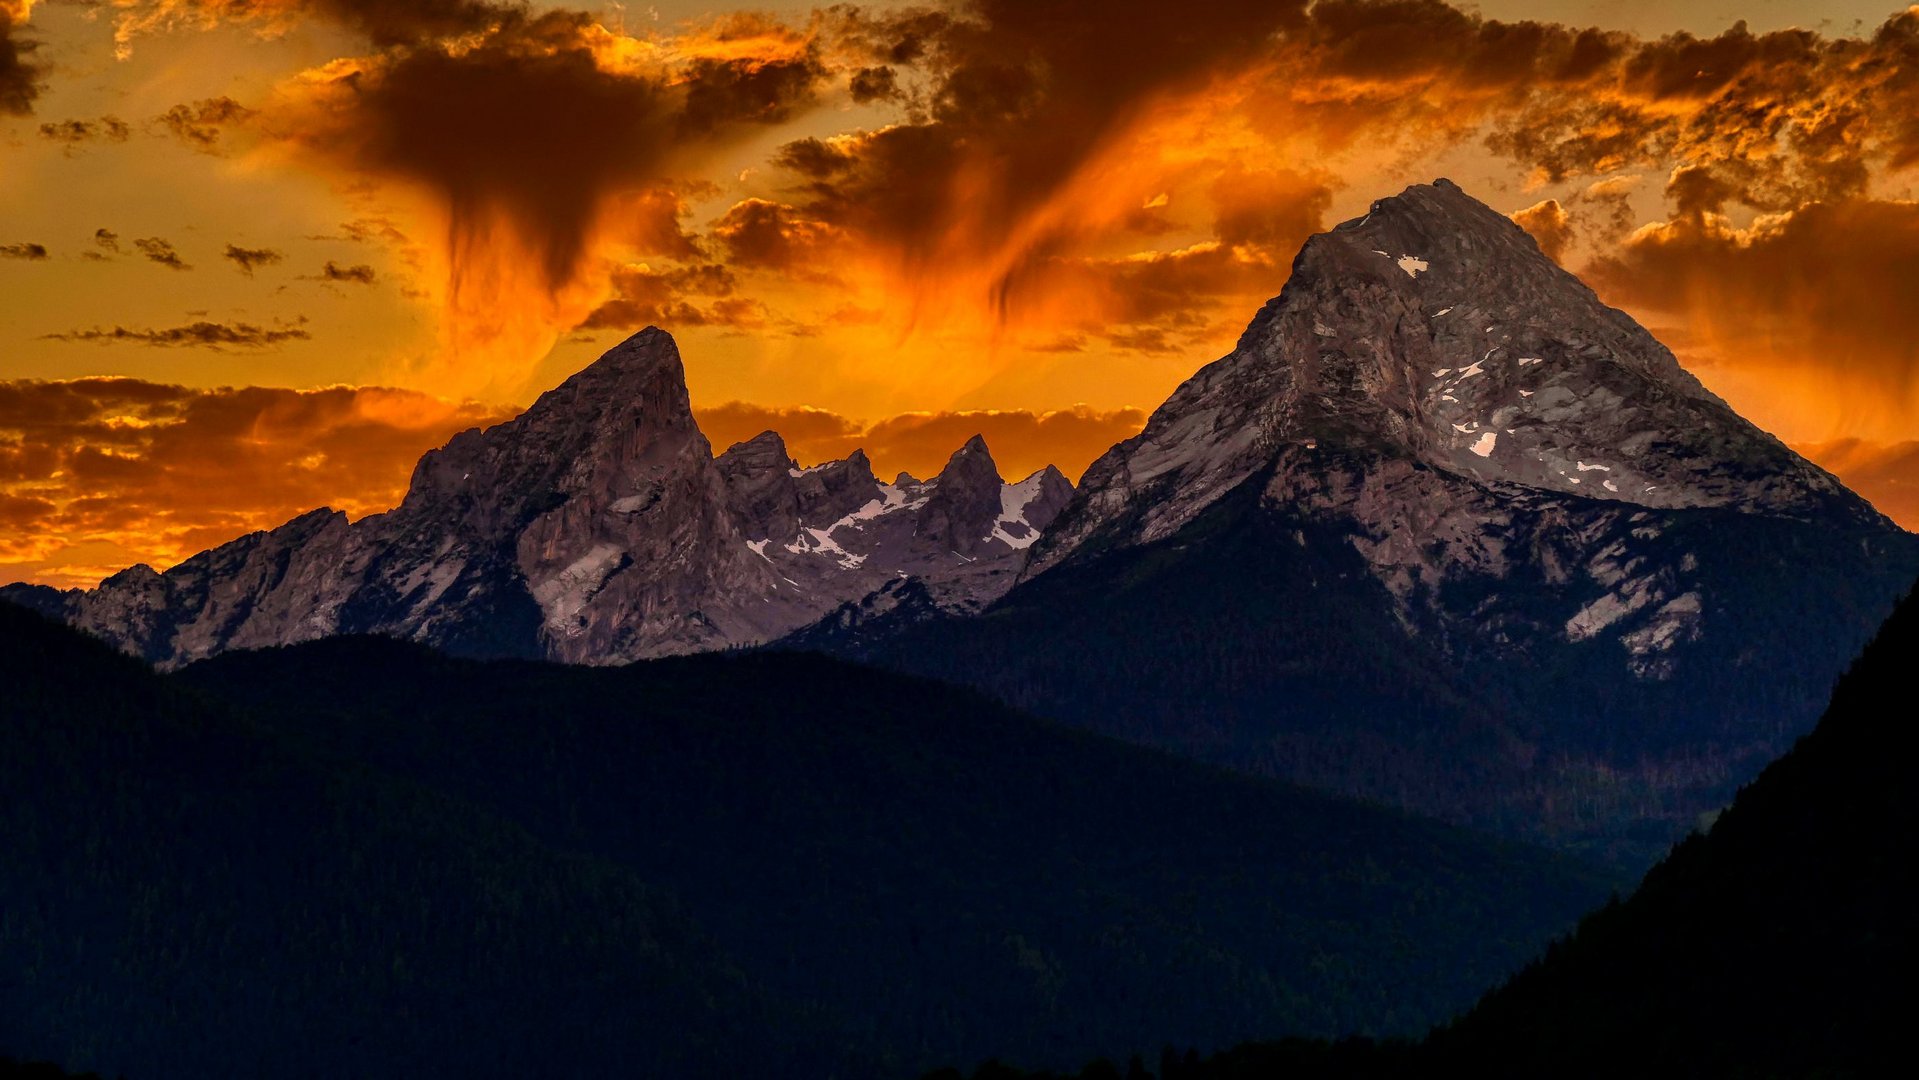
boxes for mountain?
[2,329,1071,667]
[942,581,1919,1079]
[0,601,868,1079]
[794,180,1919,863]
[168,630,1613,1074]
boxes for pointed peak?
[576,326,680,378]
[716,430,799,482]
[935,435,1002,487]
[521,325,694,436]
[894,471,921,487]
[719,429,792,460]
[1026,464,1075,499]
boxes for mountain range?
[13,182,1918,866]
[2,336,1070,666]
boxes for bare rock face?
[8,328,1073,667]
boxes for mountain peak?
[919,436,1006,557]
[727,429,793,458]
[1032,178,1867,578]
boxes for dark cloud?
[696,401,1148,484]
[37,116,133,147]
[792,1,1312,269]
[710,199,843,275]
[1471,7,1919,212]
[848,65,898,104]
[133,237,190,270]
[1586,197,1919,412]
[275,10,828,291]
[1513,199,1573,262]
[1,4,42,117]
[0,375,513,585]
[0,241,48,260]
[41,320,312,349]
[157,96,255,152]
[578,262,750,330]
[320,261,377,285]
[222,244,285,275]
[94,228,122,254]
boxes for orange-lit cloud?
[1513,199,1574,261]
[695,400,1149,484]
[1586,195,1919,442]
[223,6,832,398]
[0,377,514,587]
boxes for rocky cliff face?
[8,329,1072,667]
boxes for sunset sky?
[4,0,1918,587]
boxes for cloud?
[41,320,313,349]
[1513,199,1573,262]
[93,228,122,254]
[37,116,133,148]
[110,1,529,56]
[133,237,191,270]
[0,375,514,586]
[1,241,48,260]
[694,400,1148,483]
[222,244,285,275]
[254,7,831,397]
[710,198,843,276]
[1584,196,1919,440]
[319,261,377,284]
[157,96,254,152]
[578,262,763,331]
[1,0,43,116]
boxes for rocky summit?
[5,329,1072,667]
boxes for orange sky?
[4,1,1918,587]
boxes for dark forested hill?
[171,629,1612,1074]
[933,582,1919,1080]
[0,603,864,1079]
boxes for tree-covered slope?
[1430,581,1919,1076]
[0,602,864,1079]
[176,632,1613,1073]
[933,581,1919,1080]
